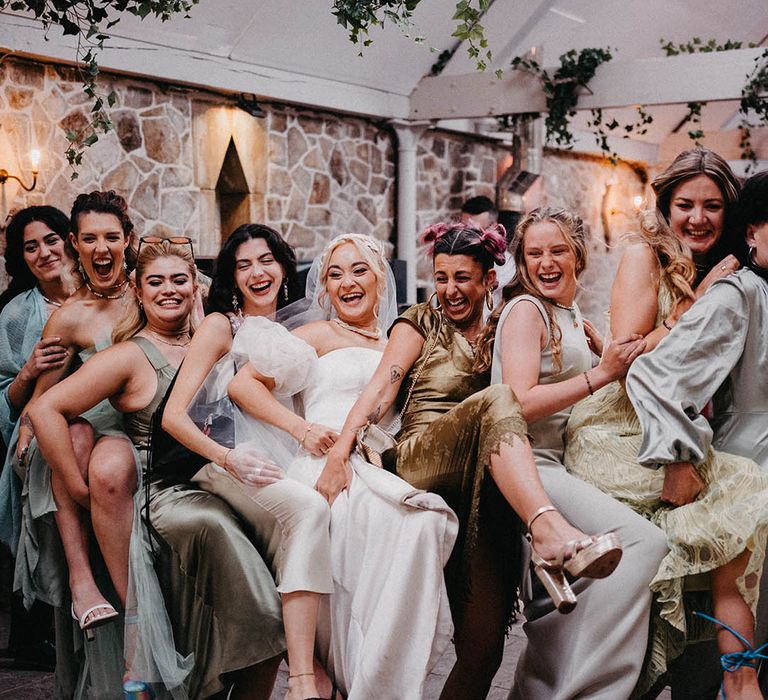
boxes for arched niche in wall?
[216,138,249,246]
[192,101,266,257]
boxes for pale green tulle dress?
[564,282,768,696]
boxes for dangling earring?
[428,291,441,310]
[231,291,241,316]
[748,246,755,262]
[485,289,494,311]
[282,280,289,302]
[77,259,87,281]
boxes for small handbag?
[355,312,441,467]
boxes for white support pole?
[390,121,429,304]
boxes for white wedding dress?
[288,346,458,700]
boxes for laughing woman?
[15,191,139,695]
[0,206,74,550]
[228,234,458,699]
[29,240,198,694]
[162,224,332,700]
[321,222,632,699]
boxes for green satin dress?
[125,338,285,699]
[391,303,528,625]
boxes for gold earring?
[485,289,494,311]
[428,291,441,309]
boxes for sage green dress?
[124,337,285,699]
[391,303,528,625]
[564,280,768,696]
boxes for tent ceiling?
[1,0,766,155]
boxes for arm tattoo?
[389,364,405,384]
[366,405,381,424]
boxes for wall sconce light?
[0,149,40,192]
[235,93,266,119]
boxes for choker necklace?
[86,278,129,300]
[333,318,382,340]
[547,299,579,329]
[147,329,191,348]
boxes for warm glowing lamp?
[0,148,40,191]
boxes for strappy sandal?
[694,611,768,699]
[71,601,119,642]
[527,505,624,614]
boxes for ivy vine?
[1,0,199,178]
[508,38,767,166]
[332,0,497,75]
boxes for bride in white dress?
[228,234,458,700]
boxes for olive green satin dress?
[391,303,528,624]
[125,338,285,699]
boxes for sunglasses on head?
[137,235,194,259]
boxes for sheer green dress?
[390,303,528,625]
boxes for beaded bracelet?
[583,370,595,396]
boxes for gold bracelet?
[222,448,232,467]
[583,370,595,396]
[299,423,313,449]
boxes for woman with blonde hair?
[477,206,668,699]
[30,238,200,694]
[229,233,458,699]
[564,149,768,698]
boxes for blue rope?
[693,610,768,698]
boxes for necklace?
[332,318,381,340]
[441,314,479,354]
[147,329,191,348]
[548,300,579,329]
[41,293,63,308]
[86,278,129,300]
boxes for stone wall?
[1,55,645,318]
[0,57,395,291]
[525,150,649,322]
[414,130,512,287]
[265,105,394,260]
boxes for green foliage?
[1,0,199,177]
[332,0,495,74]
[659,38,765,167]
[511,47,613,148]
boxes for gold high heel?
[527,505,624,613]
[527,506,577,615]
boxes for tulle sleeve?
[230,316,318,398]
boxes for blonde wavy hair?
[112,240,199,344]
[317,233,388,326]
[625,210,696,316]
[475,207,587,374]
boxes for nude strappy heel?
[527,505,577,614]
[526,505,624,614]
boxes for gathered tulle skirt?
[565,381,768,696]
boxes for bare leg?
[283,591,321,700]
[711,550,763,700]
[229,655,282,700]
[89,436,137,608]
[489,437,593,559]
[50,421,113,622]
[439,528,507,700]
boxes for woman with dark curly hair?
[162,223,332,700]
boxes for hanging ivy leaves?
[2,0,199,178]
